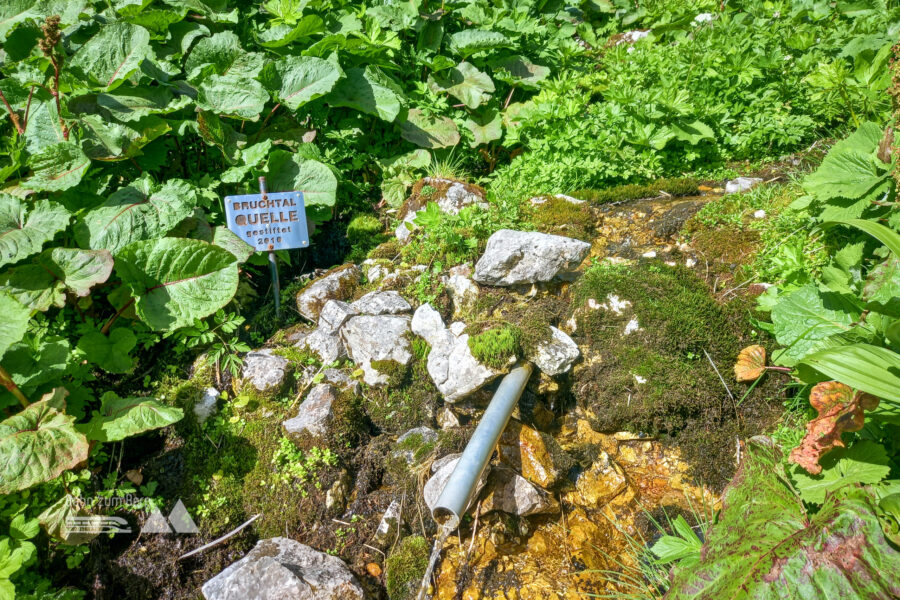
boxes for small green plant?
[386,535,430,600]
[168,310,251,383]
[270,437,339,494]
[467,326,521,369]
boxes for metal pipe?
[258,176,281,318]
[431,362,533,529]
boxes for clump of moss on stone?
[467,326,521,369]
[368,239,401,260]
[347,214,389,262]
[571,261,782,488]
[526,195,596,241]
[271,345,319,366]
[365,356,440,434]
[573,177,699,205]
[371,359,409,387]
[386,535,430,600]
[396,431,436,464]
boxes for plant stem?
[0,365,29,408]
[254,102,281,143]
[101,298,136,335]
[0,89,25,134]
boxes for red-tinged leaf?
[734,345,766,381]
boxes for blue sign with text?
[224,191,309,252]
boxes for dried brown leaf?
[734,345,766,381]
[788,381,880,474]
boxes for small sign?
[224,191,309,252]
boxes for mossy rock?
[573,177,700,205]
[368,239,401,260]
[370,359,410,388]
[467,326,521,370]
[526,195,596,241]
[570,261,782,488]
[386,535,430,600]
[365,353,440,434]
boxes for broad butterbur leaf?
[427,62,495,109]
[788,381,879,475]
[260,55,343,111]
[401,109,460,149]
[793,440,891,504]
[75,179,197,255]
[0,248,114,311]
[69,22,152,90]
[97,85,189,122]
[116,237,239,330]
[448,30,512,57]
[0,391,88,494]
[326,66,405,122]
[0,292,30,360]
[0,196,70,268]
[734,344,766,381]
[79,391,182,442]
[770,284,858,364]
[77,329,137,374]
[38,495,103,545]
[212,227,254,263]
[24,142,91,192]
[183,31,264,81]
[464,110,502,147]
[197,74,269,120]
[666,437,900,599]
[265,151,337,210]
[863,256,900,317]
[490,55,549,89]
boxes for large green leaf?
[667,437,900,599]
[116,237,239,331]
[0,196,70,267]
[97,85,190,122]
[257,15,325,48]
[0,248,114,311]
[260,55,343,111]
[212,227,254,263]
[183,31,264,81]
[825,219,900,257]
[464,109,502,147]
[1,337,70,394]
[427,61,495,109]
[24,142,91,192]
[0,292,30,360]
[79,392,182,442]
[197,73,269,120]
[770,285,858,364]
[448,30,512,57]
[75,179,197,255]
[863,257,900,317]
[326,66,405,122]
[69,22,151,90]
[265,150,337,209]
[76,329,136,374]
[799,343,900,406]
[0,0,37,43]
[400,109,460,149]
[792,441,891,504]
[803,122,890,202]
[490,55,550,89]
[0,394,89,494]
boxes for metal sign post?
[224,177,310,319]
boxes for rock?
[619,29,650,44]
[432,453,460,474]
[318,300,358,334]
[194,387,219,425]
[351,290,411,315]
[340,315,412,386]
[498,420,572,489]
[572,452,627,508]
[295,265,360,320]
[395,178,486,241]
[411,304,497,402]
[295,328,344,363]
[437,407,460,429]
[325,471,351,513]
[473,230,590,286]
[283,384,337,438]
[725,177,762,194]
[201,537,364,600]
[424,455,487,513]
[242,350,289,393]
[444,265,479,314]
[753,209,766,219]
[479,467,559,517]
[323,368,361,395]
[373,500,402,548]
[393,427,438,465]
[528,327,580,376]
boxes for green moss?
[386,535,430,600]
[526,195,595,241]
[347,214,384,242]
[573,177,699,205]
[371,359,409,387]
[368,239,400,260]
[396,431,436,464]
[467,326,521,369]
[366,358,440,434]
[571,261,782,488]
[271,345,320,366]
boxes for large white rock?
[295,265,360,320]
[725,177,763,194]
[411,304,496,402]
[473,230,590,286]
[242,350,289,393]
[478,467,559,517]
[395,178,486,242]
[201,537,364,600]
[318,300,358,334]
[529,326,580,376]
[283,384,337,438]
[295,328,344,363]
[340,315,412,386]
[351,290,411,315]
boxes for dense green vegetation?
[0,0,897,597]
